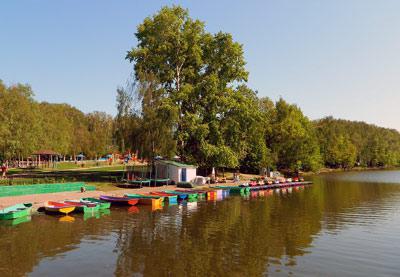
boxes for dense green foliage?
[123,6,323,172]
[0,81,114,160]
[315,117,400,168]
[1,6,400,173]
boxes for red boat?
[44,201,76,215]
[249,181,258,187]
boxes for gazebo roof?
[32,150,60,156]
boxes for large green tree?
[0,82,40,160]
[127,6,252,169]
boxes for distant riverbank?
[303,166,400,176]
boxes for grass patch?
[87,182,122,192]
[84,165,125,172]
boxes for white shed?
[154,160,197,184]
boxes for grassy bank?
[1,164,126,191]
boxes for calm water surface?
[1,171,400,276]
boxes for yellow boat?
[44,201,76,215]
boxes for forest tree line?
[0,81,114,160]
[2,78,400,172]
[1,6,400,172]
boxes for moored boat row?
[0,180,311,222]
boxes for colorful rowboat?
[164,190,197,200]
[124,194,164,206]
[0,203,32,220]
[44,201,75,215]
[64,200,100,213]
[239,181,312,191]
[81,198,111,209]
[150,191,186,201]
[214,186,250,194]
[125,193,163,200]
[175,189,207,198]
[146,192,178,203]
[99,195,138,206]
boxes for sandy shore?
[0,185,185,211]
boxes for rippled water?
[1,171,400,276]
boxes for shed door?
[181,168,187,182]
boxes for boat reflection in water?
[2,172,400,277]
[184,200,198,212]
[59,215,75,223]
[128,206,140,214]
[0,215,31,227]
[83,209,111,221]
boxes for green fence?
[0,182,96,197]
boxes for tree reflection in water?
[1,173,400,276]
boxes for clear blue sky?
[1,0,400,130]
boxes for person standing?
[1,163,7,179]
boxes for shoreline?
[0,183,239,211]
[1,167,399,210]
[0,185,184,211]
[302,166,400,176]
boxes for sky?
[1,0,400,130]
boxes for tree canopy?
[0,81,114,161]
[2,5,400,173]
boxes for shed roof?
[32,150,60,156]
[156,160,197,168]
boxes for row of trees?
[2,76,399,171]
[2,6,400,172]
[115,6,400,173]
[315,117,400,168]
[0,81,114,160]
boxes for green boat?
[81,198,111,209]
[0,203,32,220]
[215,186,250,194]
[190,190,207,198]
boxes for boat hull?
[0,203,32,220]
[64,201,100,213]
[100,195,138,206]
[81,198,111,209]
[150,192,182,201]
[164,190,195,200]
[138,197,163,206]
[45,206,75,215]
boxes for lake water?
[1,171,400,276]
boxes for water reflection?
[1,172,400,276]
